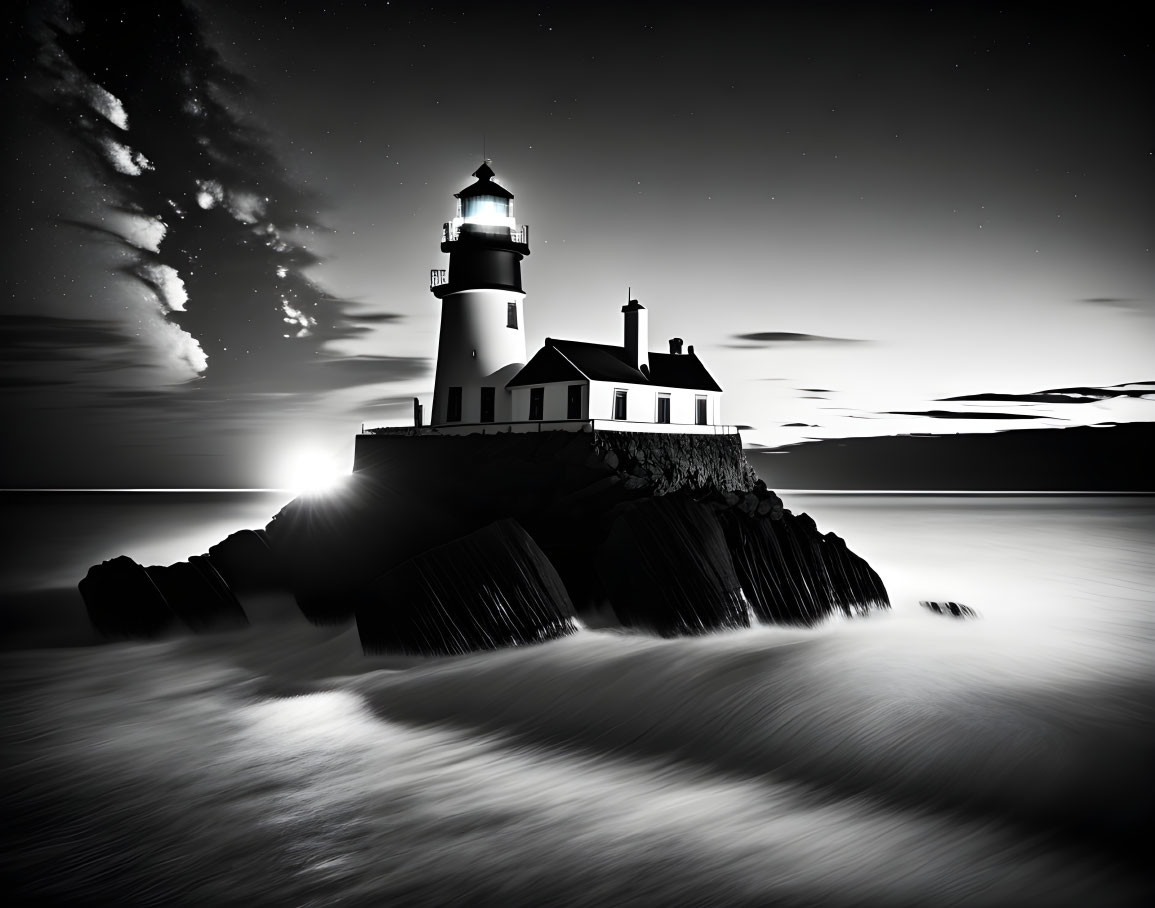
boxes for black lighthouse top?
[431,162,529,299]
[456,162,515,202]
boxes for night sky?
[2,0,1151,489]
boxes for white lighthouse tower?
[429,162,530,426]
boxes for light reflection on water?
[0,493,1151,905]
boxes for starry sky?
[1,0,1151,489]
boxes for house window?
[695,396,708,425]
[567,384,582,420]
[480,387,495,423]
[507,302,518,329]
[656,394,671,424]
[529,387,544,420]
[447,386,462,422]
[613,389,628,420]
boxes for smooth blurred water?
[1,492,1152,905]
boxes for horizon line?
[2,488,1152,496]
[0,488,293,493]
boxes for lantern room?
[452,161,516,230]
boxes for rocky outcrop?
[921,600,978,619]
[145,556,248,632]
[357,519,577,656]
[718,508,889,625]
[81,555,176,638]
[206,529,279,592]
[82,430,891,649]
[79,553,250,638]
[598,495,748,635]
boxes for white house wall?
[587,380,720,426]
[507,380,721,425]
[509,381,586,422]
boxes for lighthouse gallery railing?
[442,223,528,245]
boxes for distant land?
[750,423,1154,492]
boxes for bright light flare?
[277,446,349,495]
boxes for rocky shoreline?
[81,431,889,654]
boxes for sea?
[1,490,1152,906]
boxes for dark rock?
[79,555,176,638]
[717,509,890,625]
[597,494,749,636]
[146,556,248,632]
[207,529,282,591]
[357,518,577,656]
[82,429,891,652]
[921,600,978,619]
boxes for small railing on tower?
[430,268,447,289]
[442,223,529,245]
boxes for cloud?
[348,312,405,324]
[31,0,403,394]
[1077,296,1140,306]
[887,410,1050,420]
[359,394,418,410]
[942,391,1102,405]
[0,376,73,389]
[1075,296,1152,315]
[300,355,429,393]
[733,332,870,345]
[941,382,1154,405]
[0,314,147,363]
[343,312,406,337]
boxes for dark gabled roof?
[549,339,647,384]
[504,344,586,387]
[456,161,515,200]
[507,338,722,392]
[646,351,723,392]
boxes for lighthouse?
[429,162,530,426]
[407,162,728,437]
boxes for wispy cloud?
[358,394,418,410]
[733,332,870,345]
[0,314,145,359]
[1075,296,1151,315]
[311,355,429,390]
[941,382,1154,405]
[887,410,1049,420]
[1077,296,1140,306]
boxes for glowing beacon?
[428,162,530,426]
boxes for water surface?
[1,492,1151,905]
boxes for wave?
[2,618,1150,906]
[348,624,1155,856]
